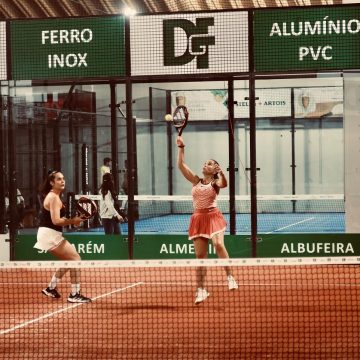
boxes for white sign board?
[235,88,291,118]
[294,87,343,118]
[170,88,291,120]
[131,12,248,76]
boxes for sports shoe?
[227,275,238,290]
[67,292,92,303]
[194,288,209,305]
[42,287,61,298]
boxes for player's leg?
[102,218,113,234]
[193,237,210,304]
[44,240,91,303]
[113,219,121,235]
[211,232,238,290]
[41,239,73,298]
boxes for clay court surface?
[1,264,360,359]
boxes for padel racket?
[172,105,189,136]
[76,196,97,219]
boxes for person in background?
[120,159,128,196]
[16,188,25,227]
[100,157,112,180]
[176,135,238,305]
[5,188,26,228]
[34,170,91,303]
[100,172,123,235]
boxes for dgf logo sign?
[163,18,215,69]
[130,12,248,75]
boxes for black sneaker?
[42,287,61,299]
[67,292,92,303]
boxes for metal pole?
[228,79,236,235]
[7,96,17,260]
[0,94,6,233]
[248,11,258,257]
[166,90,173,195]
[290,88,296,213]
[110,82,119,192]
[149,87,155,195]
[125,16,135,259]
[125,79,135,259]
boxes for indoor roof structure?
[0,0,341,19]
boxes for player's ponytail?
[39,170,59,195]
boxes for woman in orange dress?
[176,136,238,304]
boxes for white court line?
[126,281,360,287]
[0,282,138,286]
[0,282,143,336]
[265,217,315,234]
[3,281,356,287]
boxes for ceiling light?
[123,6,137,16]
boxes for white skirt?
[34,227,65,252]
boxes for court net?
[75,194,344,215]
[73,194,344,233]
[1,257,359,359]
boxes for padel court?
[2,3,360,360]
[1,258,360,360]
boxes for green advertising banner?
[15,234,251,260]
[254,6,360,72]
[256,233,360,257]
[15,235,129,260]
[11,17,125,80]
[15,233,360,260]
[133,235,251,259]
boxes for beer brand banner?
[170,88,291,120]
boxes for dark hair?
[103,157,111,165]
[39,170,61,195]
[100,172,118,201]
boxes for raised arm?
[214,164,227,189]
[176,136,199,185]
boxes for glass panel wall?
[1,82,127,232]
[251,76,344,236]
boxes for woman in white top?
[100,173,123,235]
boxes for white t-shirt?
[99,192,119,219]
[100,165,111,177]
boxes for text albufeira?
[281,242,354,254]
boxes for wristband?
[178,145,185,148]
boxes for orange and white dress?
[188,180,227,240]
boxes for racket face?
[76,197,97,219]
[172,105,189,135]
